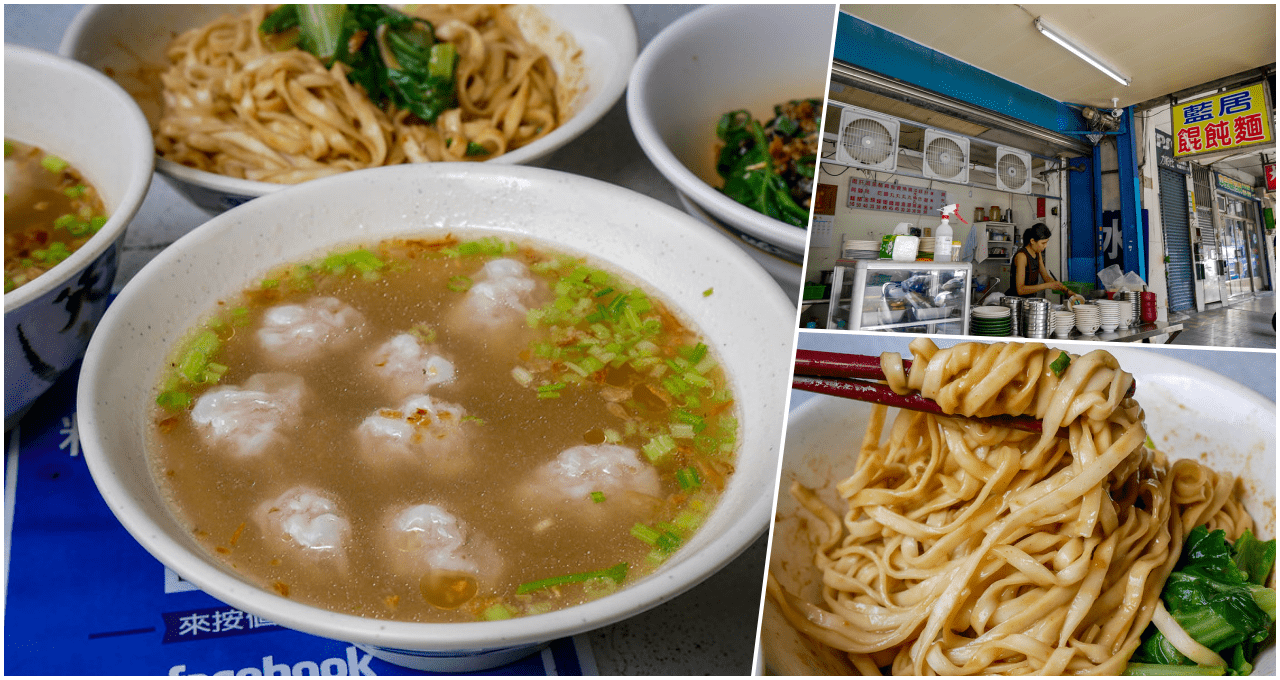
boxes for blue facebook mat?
[4,361,593,676]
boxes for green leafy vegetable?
[1128,526,1276,676]
[714,99,820,228]
[260,4,458,123]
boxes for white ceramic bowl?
[60,4,637,214]
[627,4,834,292]
[765,336,1276,675]
[76,163,794,671]
[4,45,154,429]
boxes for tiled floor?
[1169,291,1276,349]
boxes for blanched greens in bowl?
[714,99,820,228]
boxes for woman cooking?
[1006,223,1070,297]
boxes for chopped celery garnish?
[590,491,606,503]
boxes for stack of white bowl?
[1073,304,1101,336]
[1095,299,1123,332]
[1052,310,1075,338]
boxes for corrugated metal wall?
[1158,167,1195,311]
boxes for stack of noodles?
[768,339,1256,675]
[156,5,561,183]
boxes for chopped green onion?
[641,434,676,461]
[447,275,472,292]
[589,491,606,503]
[516,562,628,595]
[63,185,86,198]
[537,382,566,393]
[41,155,69,173]
[676,466,702,491]
[702,287,714,297]
[630,523,661,546]
[261,278,280,289]
[461,415,486,425]
[88,215,108,233]
[481,603,517,621]
[156,390,193,410]
[1049,351,1071,376]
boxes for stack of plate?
[1096,300,1122,332]
[1022,298,1051,338]
[841,239,881,260]
[970,305,1013,336]
[917,237,936,259]
[1073,304,1101,336]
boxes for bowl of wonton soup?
[763,336,1276,675]
[5,45,154,430]
[77,163,793,671]
[61,4,637,214]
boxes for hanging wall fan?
[922,129,970,184]
[995,146,1033,194]
[835,105,899,172]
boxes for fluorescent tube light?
[1034,17,1131,87]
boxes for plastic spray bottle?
[932,204,967,262]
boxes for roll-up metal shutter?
[1158,167,1195,311]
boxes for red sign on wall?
[847,178,946,215]
[1266,164,1276,191]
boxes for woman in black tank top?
[1006,223,1070,298]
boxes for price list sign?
[848,178,946,216]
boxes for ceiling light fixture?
[1034,17,1131,87]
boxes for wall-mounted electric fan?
[995,146,1033,194]
[922,129,970,184]
[835,105,899,172]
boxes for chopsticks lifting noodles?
[792,349,1133,439]
[792,373,1059,437]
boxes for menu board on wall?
[847,178,946,215]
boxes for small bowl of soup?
[5,44,154,429]
[60,4,637,214]
[76,163,794,671]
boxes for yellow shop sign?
[1172,83,1272,157]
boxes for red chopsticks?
[792,350,1057,438]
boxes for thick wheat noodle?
[769,338,1256,675]
[156,5,561,183]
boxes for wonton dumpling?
[519,444,662,528]
[254,485,350,572]
[367,333,455,400]
[383,503,502,576]
[190,372,306,457]
[355,394,472,474]
[257,296,366,365]
[453,258,543,330]
[382,503,502,609]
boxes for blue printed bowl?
[4,45,153,430]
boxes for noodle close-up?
[155,5,565,183]
[767,338,1275,675]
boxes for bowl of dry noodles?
[61,4,636,213]
[764,337,1275,675]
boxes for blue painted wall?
[833,12,1089,135]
